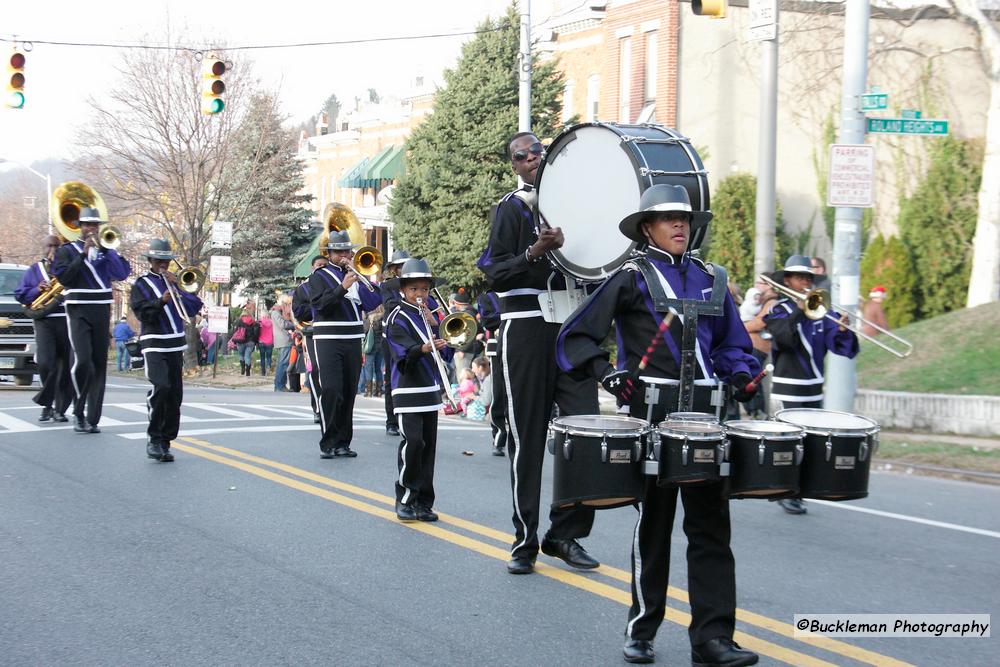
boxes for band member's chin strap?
[629,256,728,412]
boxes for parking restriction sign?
[827,144,875,208]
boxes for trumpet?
[429,287,478,349]
[416,297,459,411]
[338,245,382,292]
[758,273,914,358]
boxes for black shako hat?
[771,254,816,284]
[618,184,713,248]
[325,230,355,251]
[383,249,410,269]
[78,207,106,224]
[143,238,176,260]
[399,258,443,285]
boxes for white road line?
[0,411,45,432]
[185,403,271,419]
[116,423,488,439]
[811,499,1000,540]
[107,403,150,414]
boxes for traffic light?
[201,54,226,114]
[692,0,727,18]
[6,50,26,109]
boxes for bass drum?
[535,122,710,283]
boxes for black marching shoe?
[541,536,599,570]
[52,412,68,422]
[691,637,758,667]
[623,639,655,664]
[386,425,400,436]
[159,447,174,463]
[313,412,321,424]
[414,505,439,522]
[333,446,357,458]
[778,498,807,515]
[146,439,164,460]
[396,502,417,522]
[38,407,54,422]
[88,423,100,434]
[506,555,535,575]
[319,449,335,459]
[73,417,89,433]
[491,445,505,457]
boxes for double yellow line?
[175,436,912,667]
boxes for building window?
[645,32,657,104]
[562,80,575,123]
[587,75,600,121]
[619,37,632,123]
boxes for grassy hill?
[856,301,1000,395]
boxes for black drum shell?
[799,432,873,500]
[655,430,723,487]
[551,430,646,510]
[727,433,802,500]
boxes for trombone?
[429,287,478,349]
[338,245,382,293]
[758,273,914,358]
[415,297,459,411]
[163,264,206,326]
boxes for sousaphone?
[50,181,109,242]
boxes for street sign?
[900,109,921,119]
[827,144,875,208]
[211,220,233,249]
[866,117,948,135]
[207,305,229,334]
[209,254,231,283]
[748,0,777,41]
[861,93,888,111]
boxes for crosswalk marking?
[185,403,265,420]
[0,411,44,433]
[117,423,488,439]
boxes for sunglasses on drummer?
[512,142,544,162]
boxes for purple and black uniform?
[764,297,859,408]
[51,240,131,427]
[292,278,320,417]
[556,247,759,648]
[130,272,203,450]
[14,260,73,416]
[307,264,382,454]
[477,290,507,453]
[385,300,454,509]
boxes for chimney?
[317,112,329,136]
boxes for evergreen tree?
[859,234,917,328]
[219,93,315,296]
[701,173,787,292]
[389,3,565,290]
[898,136,982,319]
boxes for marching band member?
[378,250,410,436]
[476,290,508,456]
[556,185,760,666]
[385,258,453,522]
[51,208,131,434]
[292,255,328,424]
[477,130,600,575]
[14,234,73,423]
[307,230,382,458]
[764,255,858,515]
[129,239,203,462]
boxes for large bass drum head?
[536,124,640,282]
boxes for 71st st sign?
[866,118,949,136]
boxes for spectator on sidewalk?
[113,316,135,372]
[358,308,384,397]
[232,308,259,376]
[811,256,831,291]
[257,307,274,376]
[467,356,494,424]
[200,318,218,366]
[271,295,294,391]
[861,286,890,338]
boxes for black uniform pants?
[498,317,598,560]
[65,303,110,425]
[314,337,362,452]
[304,332,319,415]
[396,411,438,507]
[488,353,508,451]
[144,350,183,447]
[32,316,73,414]
[382,337,397,429]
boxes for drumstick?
[744,363,774,393]
[637,312,676,372]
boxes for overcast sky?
[2,0,563,166]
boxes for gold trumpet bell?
[177,266,206,294]
[50,181,109,242]
[440,311,478,348]
[98,224,122,250]
[353,246,383,277]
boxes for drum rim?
[775,408,879,437]
[724,420,804,440]
[657,420,723,439]
[550,414,649,437]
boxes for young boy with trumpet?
[129,239,203,462]
[384,258,454,523]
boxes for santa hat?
[869,285,887,298]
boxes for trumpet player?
[307,230,382,458]
[129,239,203,462]
[13,234,73,423]
[51,208,131,434]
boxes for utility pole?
[753,7,779,279]
[518,0,532,133]
[826,0,870,411]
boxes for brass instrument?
[339,245,382,293]
[50,181,109,242]
[416,297,459,411]
[759,273,914,358]
[163,263,205,326]
[29,277,64,312]
[430,287,479,349]
[94,224,122,250]
[318,202,366,253]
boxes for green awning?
[337,156,370,188]
[293,235,322,279]
[366,145,405,185]
[357,144,395,189]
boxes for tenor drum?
[549,415,648,509]
[725,420,804,499]
[775,409,879,501]
[654,418,726,487]
[535,122,710,283]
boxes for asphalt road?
[1,378,996,666]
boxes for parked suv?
[0,263,37,386]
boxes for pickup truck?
[0,262,38,386]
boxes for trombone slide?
[416,298,459,409]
